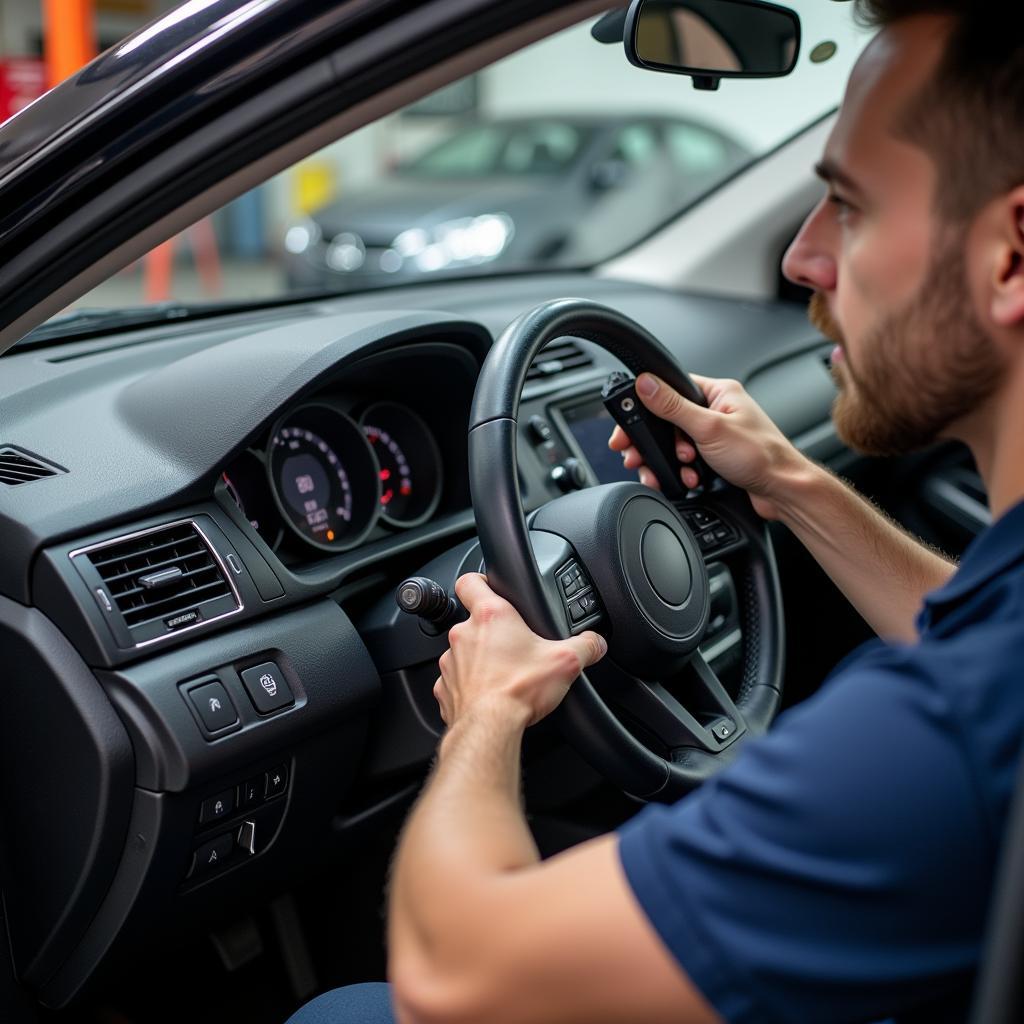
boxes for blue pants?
[285,983,395,1024]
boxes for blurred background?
[0,0,867,310]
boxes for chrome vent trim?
[69,518,243,649]
[0,445,65,486]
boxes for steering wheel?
[468,299,784,801]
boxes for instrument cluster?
[220,397,444,558]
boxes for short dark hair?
[853,1,1024,223]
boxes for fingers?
[635,373,716,443]
[638,466,661,491]
[453,572,507,616]
[675,435,697,463]
[622,445,644,470]
[432,676,451,725]
[559,630,608,673]
[608,425,631,451]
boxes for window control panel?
[557,560,602,634]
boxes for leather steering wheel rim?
[469,298,784,801]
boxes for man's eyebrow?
[814,159,867,198]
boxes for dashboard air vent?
[526,339,594,381]
[76,520,240,646]
[0,446,65,486]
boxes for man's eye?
[828,194,855,218]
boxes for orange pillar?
[43,0,97,89]
[145,240,175,302]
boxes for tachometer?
[268,405,380,551]
[360,402,442,527]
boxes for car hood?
[309,174,561,242]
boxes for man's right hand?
[609,370,956,641]
[608,371,810,520]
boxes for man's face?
[782,15,1005,456]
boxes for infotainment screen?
[558,397,637,485]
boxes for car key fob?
[601,371,702,500]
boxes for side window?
[664,123,730,174]
[405,126,505,175]
[499,123,583,174]
[608,123,662,166]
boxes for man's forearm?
[389,701,536,976]
[772,460,955,642]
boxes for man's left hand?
[434,573,607,730]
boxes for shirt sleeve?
[617,644,994,1024]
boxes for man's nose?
[782,199,837,291]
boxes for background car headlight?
[284,218,322,255]
[326,232,366,272]
[392,213,514,273]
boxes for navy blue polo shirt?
[618,498,1024,1024]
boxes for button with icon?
[199,788,236,825]
[265,764,288,799]
[240,661,295,714]
[184,679,239,734]
[190,833,234,877]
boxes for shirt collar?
[923,497,1024,609]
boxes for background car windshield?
[398,122,593,177]
[48,0,872,314]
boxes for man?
[288,2,1024,1021]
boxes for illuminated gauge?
[360,402,443,528]
[268,405,381,552]
[221,450,282,547]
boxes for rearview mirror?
[623,0,801,90]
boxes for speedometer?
[268,405,380,551]
[360,402,442,527]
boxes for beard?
[807,236,1004,457]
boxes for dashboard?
[0,273,849,1008]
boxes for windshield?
[59,1,872,319]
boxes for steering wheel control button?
[560,565,586,598]
[680,506,738,554]
[265,764,288,799]
[641,523,692,606]
[557,560,601,631]
[185,679,240,735]
[240,661,294,714]
[711,719,736,743]
[199,789,236,825]
[685,508,715,529]
[191,833,234,877]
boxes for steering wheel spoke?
[675,650,745,746]
[592,651,744,755]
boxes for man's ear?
[989,186,1024,328]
